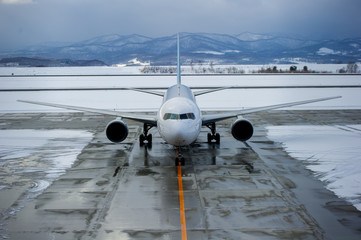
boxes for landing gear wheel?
[175,157,185,166]
[139,134,145,146]
[180,157,185,166]
[206,123,220,144]
[147,134,152,144]
[175,148,185,166]
[207,133,212,143]
[139,123,153,146]
[215,133,220,144]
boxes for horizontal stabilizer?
[126,88,164,96]
[193,87,230,96]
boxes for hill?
[1,33,360,66]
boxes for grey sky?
[1,0,361,50]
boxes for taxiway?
[1,110,361,239]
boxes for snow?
[350,43,359,48]
[267,125,361,211]
[317,47,341,56]
[0,66,143,75]
[224,50,240,53]
[236,32,272,41]
[193,51,225,55]
[1,69,361,112]
[0,63,357,75]
[0,129,93,192]
[0,129,92,173]
[192,50,241,55]
[127,58,150,66]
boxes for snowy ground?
[1,67,361,112]
[267,125,361,211]
[0,63,355,75]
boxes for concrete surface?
[1,110,361,239]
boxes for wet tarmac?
[1,110,361,239]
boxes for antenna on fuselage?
[177,33,181,96]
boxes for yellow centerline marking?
[177,164,187,240]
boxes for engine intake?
[105,119,128,143]
[231,117,253,141]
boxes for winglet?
[177,33,181,95]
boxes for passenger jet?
[19,34,341,165]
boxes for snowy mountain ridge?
[1,33,360,65]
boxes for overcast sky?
[1,0,361,50]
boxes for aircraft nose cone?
[172,128,189,146]
[167,125,196,146]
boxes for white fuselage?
[157,84,202,146]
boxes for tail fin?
[177,33,181,95]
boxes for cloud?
[1,0,361,50]
[1,0,35,4]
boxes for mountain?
[1,33,360,65]
[236,32,273,41]
[0,57,106,67]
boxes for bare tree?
[346,62,358,73]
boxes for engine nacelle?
[105,119,128,143]
[231,117,254,141]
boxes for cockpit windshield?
[163,113,195,120]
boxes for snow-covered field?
[1,66,361,112]
[0,63,355,75]
[267,125,361,211]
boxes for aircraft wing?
[17,100,157,125]
[202,96,341,125]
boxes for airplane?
[19,34,341,166]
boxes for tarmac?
[1,110,361,240]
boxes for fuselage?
[157,84,202,146]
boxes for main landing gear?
[206,122,220,144]
[175,148,185,166]
[139,123,153,146]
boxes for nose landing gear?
[140,123,153,146]
[175,148,185,166]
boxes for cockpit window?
[187,113,195,120]
[170,114,179,120]
[180,114,188,120]
[164,113,171,120]
[163,112,195,120]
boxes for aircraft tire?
[139,134,145,146]
[147,134,152,144]
[175,157,185,166]
[215,133,220,144]
[207,133,212,143]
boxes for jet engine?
[105,118,128,143]
[231,117,254,141]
